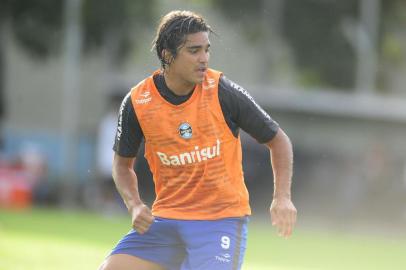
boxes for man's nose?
[199,51,209,63]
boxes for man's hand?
[270,197,297,238]
[130,204,155,234]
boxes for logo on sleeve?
[117,92,131,141]
[179,122,192,139]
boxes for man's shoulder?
[131,77,150,92]
[130,76,155,99]
[218,75,245,96]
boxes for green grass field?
[1,208,405,270]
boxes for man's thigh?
[99,254,164,270]
[178,217,249,270]
[108,217,185,270]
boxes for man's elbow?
[112,154,136,180]
[112,165,118,181]
[266,128,291,149]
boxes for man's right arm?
[112,153,154,234]
[112,92,152,233]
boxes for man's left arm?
[266,127,297,238]
[217,76,297,236]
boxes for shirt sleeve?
[113,92,144,157]
[218,76,279,143]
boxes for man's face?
[166,31,210,85]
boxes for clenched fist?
[130,204,155,234]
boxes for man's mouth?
[197,67,207,73]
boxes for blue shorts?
[110,216,249,270]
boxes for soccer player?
[99,10,297,270]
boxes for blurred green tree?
[0,0,155,120]
[212,0,357,89]
[212,0,404,90]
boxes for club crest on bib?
[179,122,192,139]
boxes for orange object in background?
[0,167,33,209]
[0,145,47,209]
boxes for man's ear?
[162,49,171,64]
[162,49,174,65]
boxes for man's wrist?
[127,199,144,212]
[273,192,291,200]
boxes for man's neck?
[163,70,195,96]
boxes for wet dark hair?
[152,10,212,69]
